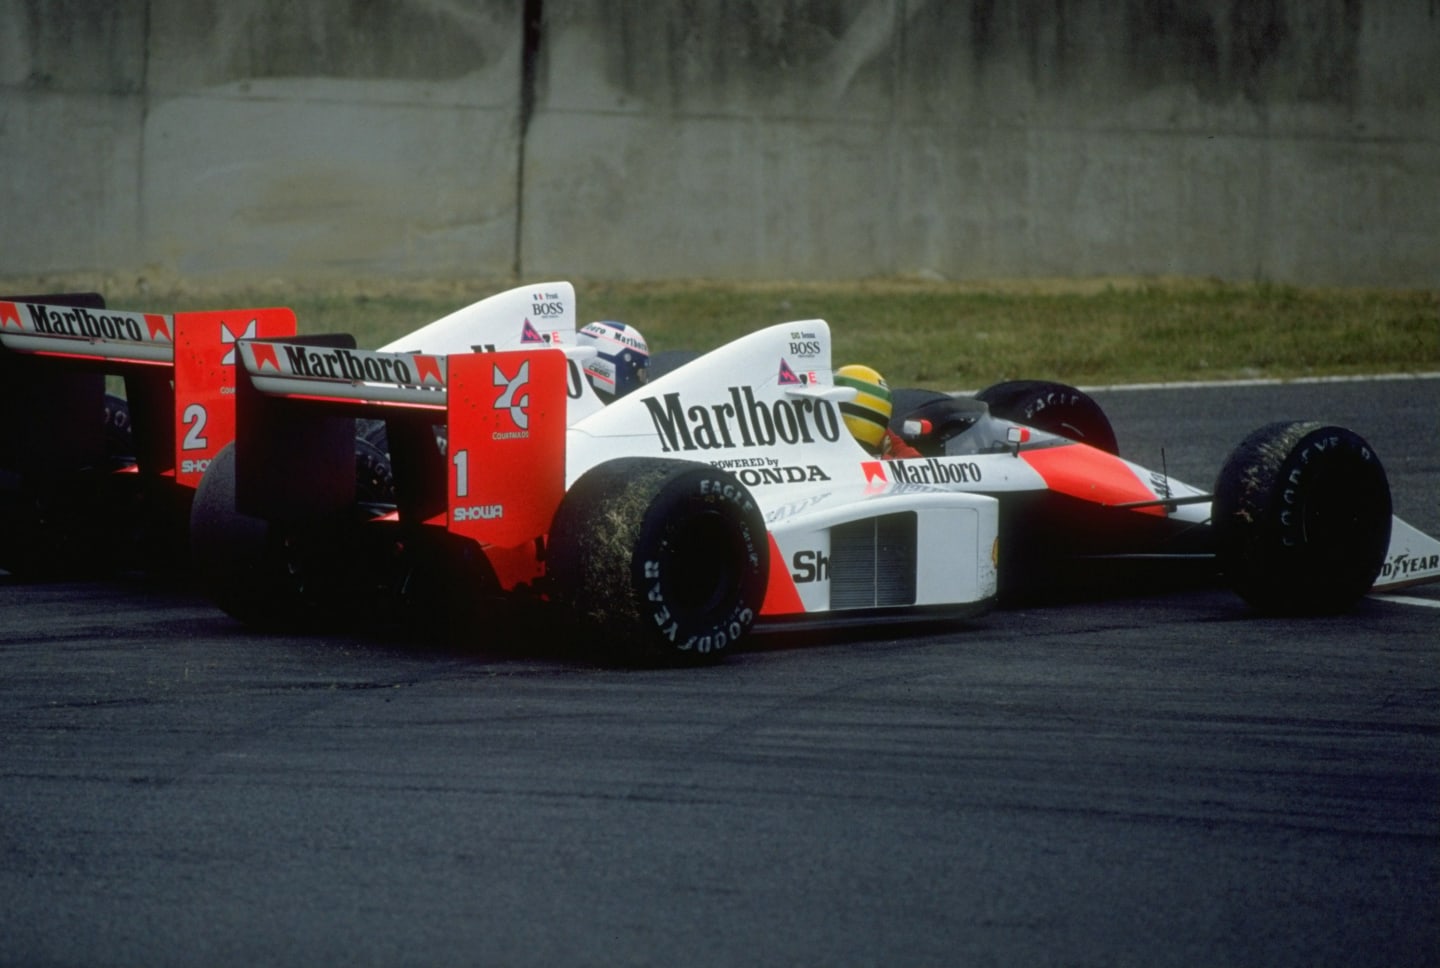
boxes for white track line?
[949,372,1440,396]
[1077,372,1440,393]
[1372,594,1440,609]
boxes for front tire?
[548,458,769,665]
[1212,422,1391,614]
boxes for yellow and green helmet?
[834,364,893,453]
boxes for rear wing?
[1,294,175,365]
[0,294,296,486]
[233,336,569,589]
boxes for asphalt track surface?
[2,378,1437,968]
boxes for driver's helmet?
[577,320,650,399]
[834,364,893,455]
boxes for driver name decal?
[530,291,566,318]
[643,387,842,452]
[788,329,822,358]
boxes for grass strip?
[9,276,1436,388]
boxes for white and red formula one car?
[189,284,1440,664]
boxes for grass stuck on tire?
[1213,421,1392,614]
[547,458,769,665]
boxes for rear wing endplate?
[233,338,568,583]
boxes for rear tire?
[0,393,138,578]
[190,442,315,628]
[976,380,1119,455]
[548,458,769,665]
[0,479,109,579]
[191,441,381,629]
[1213,421,1391,614]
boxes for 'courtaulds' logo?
[493,360,531,431]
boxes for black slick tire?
[976,380,1119,455]
[547,458,769,665]
[1212,421,1391,614]
[190,442,354,629]
[189,442,303,628]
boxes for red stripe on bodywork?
[25,351,170,366]
[761,533,805,615]
[1020,444,1165,516]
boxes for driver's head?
[834,364,893,455]
[577,320,649,399]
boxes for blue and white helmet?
[577,320,650,399]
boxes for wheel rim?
[660,509,743,618]
[1295,461,1387,566]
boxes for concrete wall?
[3,0,1437,287]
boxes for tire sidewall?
[1273,426,1389,559]
[976,380,1120,454]
[630,465,768,659]
[550,458,770,663]
[1214,422,1391,612]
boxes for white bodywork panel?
[1375,517,1440,591]
[379,281,605,423]
[567,319,1004,612]
[766,495,994,612]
